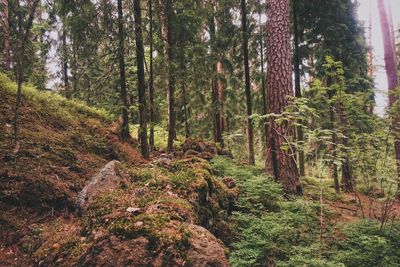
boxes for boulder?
[76,160,126,212]
[186,224,229,267]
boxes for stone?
[76,160,125,213]
[186,224,229,267]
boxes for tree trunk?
[134,0,149,158]
[241,0,255,165]
[209,14,223,145]
[148,0,155,150]
[62,26,69,92]
[292,0,305,176]
[165,0,175,152]
[266,0,302,194]
[13,0,40,152]
[179,16,190,138]
[2,0,10,70]
[378,0,400,191]
[117,0,130,140]
[329,107,340,193]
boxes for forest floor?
[2,74,400,266]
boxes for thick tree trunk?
[13,0,40,151]
[241,0,255,165]
[165,0,176,152]
[378,0,400,190]
[266,0,302,194]
[134,0,149,158]
[148,0,155,150]
[2,0,11,70]
[117,0,130,140]
[292,0,305,177]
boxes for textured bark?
[148,0,155,150]
[134,0,149,159]
[241,0,255,165]
[164,0,176,152]
[2,0,10,70]
[209,12,223,145]
[266,0,302,194]
[378,0,400,189]
[13,0,40,151]
[292,0,305,177]
[117,0,130,140]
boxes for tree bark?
[241,0,255,165]
[117,0,130,140]
[292,0,305,177]
[266,0,302,194]
[148,0,155,150]
[179,20,190,138]
[2,0,10,70]
[134,0,149,158]
[209,13,223,145]
[165,0,176,152]
[378,0,400,191]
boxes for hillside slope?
[0,75,234,266]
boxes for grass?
[0,73,113,122]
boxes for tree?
[148,0,155,150]
[208,4,223,145]
[378,0,400,190]
[117,0,130,140]
[2,0,10,70]
[164,0,176,151]
[13,0,40,152]
[241,0,255,165]
[133,0,149,158]
[292,0,305,176]
[266,0,302,194]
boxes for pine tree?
[266,0,302,194]
[378,0,400,190]
[117,0,130,140]
[133,0,149,158]
[241,0,255,165]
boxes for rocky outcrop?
[186,224,229,267]
[76,160,126,211]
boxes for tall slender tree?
[292,0,305,177]
[134,0,149,158]
[378,0,400,190]
[148,0,155,150]
[13,0,40,152]
[2,0,11,70]
[266,0,302,194]
[165,0,176,151]
[117,0,130,140]
[241,0,255,165]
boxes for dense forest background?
[1,0,400,266]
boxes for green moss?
[0,73,113,122]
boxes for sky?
[357,0,400,115]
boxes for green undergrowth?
[211,156,400,267]
[0,73,113,122]
[46,158,235,265]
